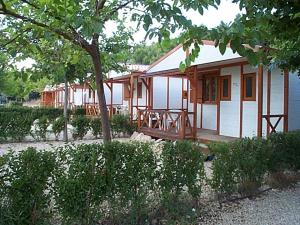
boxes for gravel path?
[0,137,130,155]
[203,183,300,225]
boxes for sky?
[16,0,241,69]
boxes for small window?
[137,82,142,98]
[243,73,256,101]
[203,76,218,103]
[182,90,188,99]
[220,75,231,101]
[123,83,130,100]
[88,88,92,98]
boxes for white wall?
[269,69,284,133]
[169,78,183,109]
[219,66,240,137]
[202,104,217,130]
[288,72,300,131]
[153,77,167,109]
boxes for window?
[123,82,130,100]
[243,73,256,101]
[190,75,203,103]
[137,82,142,98]
[182,90,188,99]
[203,76,218,103]
[220,75,231,101]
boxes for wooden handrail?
[137,109,194,139]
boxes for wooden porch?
[137,109,237,142]
[137,109,194,140]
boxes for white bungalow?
[106,41,300,141]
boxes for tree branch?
[96,0,106,13]
[0,28,32,48]
[0,0,6,10]
[102,0,133,22]
[0,7,91,52]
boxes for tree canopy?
[0,0,215,141]
[182,0,300,72]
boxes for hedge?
[0,141,205,225]
[209,131,300,197]
[0,106,136,142]
[0,106,63,142]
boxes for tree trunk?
[90,47,111,142]
[63,74,68,142]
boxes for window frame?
[137,82,143,98]
[203,75,219,104]
[220,75,231,101]
[123,82,130,100]
[242,73,256,101]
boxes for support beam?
[110,83,113,118]
[267,70,271,135]
[192,67,198,139]
[257,64,264,137]
[239,64,244,138]
[129,75,134,122]
[167,77,170,110]
[284,69,289,132]
[140,78,149,90]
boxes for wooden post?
[150,77,153,110]
[239,64,244,138]
[257,64,263,137]
[193,67,198,139]
[267,70,271,136]
[130,75,134,122]
[110,82,113,118]
[180,110,186,139]
[167,77,170,110]
[136,77,139,110]
[284,69,289,132]
[137,110,141,128]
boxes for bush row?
[0,141,204,225]
[209,131,300,197]
[0,105,135,142]
[0,106,63,142]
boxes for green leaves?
[143,14,152,31]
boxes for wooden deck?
[137,109,238,143]
[196,129,237,143]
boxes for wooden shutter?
[123,82,130,100]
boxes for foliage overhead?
[181,0,300,72]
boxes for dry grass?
[267,171,300,189]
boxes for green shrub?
[52,117,65,140]
[268,131,300,171]
[159,141,204,215]
[0,112,34,142]
[103,141,157,224]
[110,114,135,136]
[34,116,50,141]
[90,117,102,138]
[53,144,106,225]
[74,106,86,116]
[210,138,270,197]
[0,148,55,225]
[0,106,63,142]
[71,115,90,140]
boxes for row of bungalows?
[42,41,300,141]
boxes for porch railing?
[137,109,194,140]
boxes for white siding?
[169,78,183,109]
[147,44,241,74]
[153,77,167,109]
[202,104,217,130]
[288,72,300,131]
[269,69,284,132]
[219,66,240,137]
